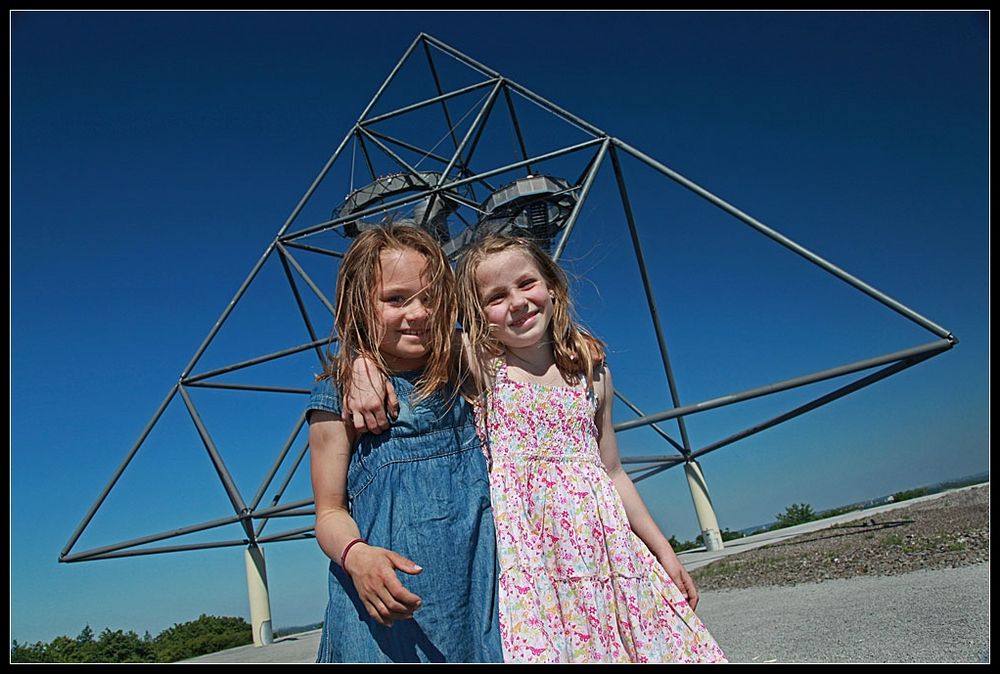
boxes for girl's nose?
[407,298,430,321]
[510,290,528,310]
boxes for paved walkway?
[185,487,988,663]
[697,561,988,663]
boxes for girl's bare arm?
[594,366,701,610]
[310,411,422,624]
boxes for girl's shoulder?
[307,375,342,419]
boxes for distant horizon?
[732,471,990,537]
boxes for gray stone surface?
[697,562,989,664]
[184,487,990,664]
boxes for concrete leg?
[244,546,274,646]
[685,460,724,551]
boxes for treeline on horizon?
[668,472,989,553]
[10,614,253,663]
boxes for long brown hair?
[456,235,605,388]
[325,224,457,403]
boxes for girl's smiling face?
[377,247,433,371]
[475,249,554,350]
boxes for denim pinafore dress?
[307,371,502,663]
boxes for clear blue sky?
[11,10,988,646]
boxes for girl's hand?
[344,543,423,626]
[659,555,699,611]
[344,357,399,434]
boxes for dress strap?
[587,360,606,409]
[491,357,509,389]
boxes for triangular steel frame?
[60,33,956,564]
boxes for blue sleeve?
[306,377,342,422]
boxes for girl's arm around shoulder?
[309,412,424,625]
[594,366,701,610]
[343,358,399,435]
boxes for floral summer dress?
[476,361,727,663]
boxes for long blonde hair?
[455,235,605,388]
[325,224,457,403]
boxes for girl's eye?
[386,295,406,306]
[486,294,504,305]
[519,279,536,290]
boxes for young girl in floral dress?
[454,235,727,663]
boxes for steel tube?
[610,145,694,452]
[615,338,954,432]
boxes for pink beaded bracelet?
[340,537,366,569]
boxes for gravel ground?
[692,484,989,591]
[691,484,990,664]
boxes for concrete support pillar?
[684,460,724,551]
[244,546,274,647]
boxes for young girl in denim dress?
[455,235,727,663]
[307,225,502,663]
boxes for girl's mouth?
[510,311,538,329]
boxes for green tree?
[93,627,155,663]
[891,487,929,502]
[669,534,699,552]
[773,502,817,529]
[72,624,101,662]
[153,614,253,662]
[42,634,82,663]
[10,639,48,663]
[720,528,745,542]
[75,624,94,645]
[12,615,251,663]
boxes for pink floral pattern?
[476,362,728,663]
